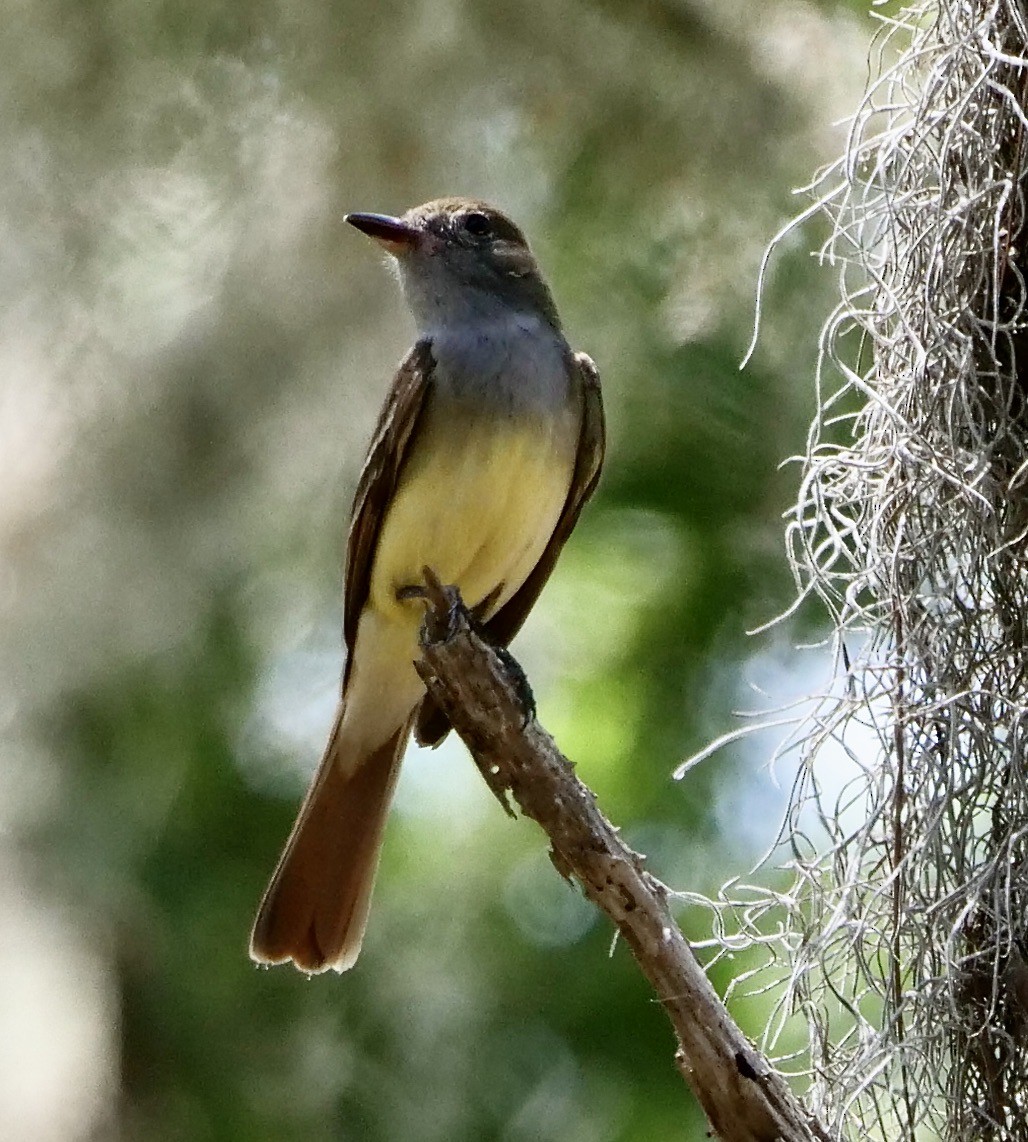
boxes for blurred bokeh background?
[2,1,874,1138]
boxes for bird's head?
[346,198,561,332]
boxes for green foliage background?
[2,1,872,1139]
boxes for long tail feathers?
[249,715,411,973]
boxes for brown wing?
[343,339,435,688]
[485,351,605,644]
[415,350,605,746]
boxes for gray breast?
[429,316,573,420]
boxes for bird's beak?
[345,212,421,255]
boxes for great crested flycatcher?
[249,198,605,973]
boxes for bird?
[249,197,605,973]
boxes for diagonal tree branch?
[414,569,832,1142]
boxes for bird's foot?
[492,643,536,728]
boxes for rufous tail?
[249,715,410,973]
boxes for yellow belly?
[370,407,577,618]
[339,401,578,758]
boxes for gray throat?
[424,313,573,420]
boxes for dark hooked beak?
[345,212,421,254]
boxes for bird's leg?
[465,583,536,726]
[491,643,536,727]
[408,571,536,727]
[402,570,462,642]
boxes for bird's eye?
[462,212,493,238]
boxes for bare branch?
[414,568,832,1142]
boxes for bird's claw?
[493,643,537,728]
